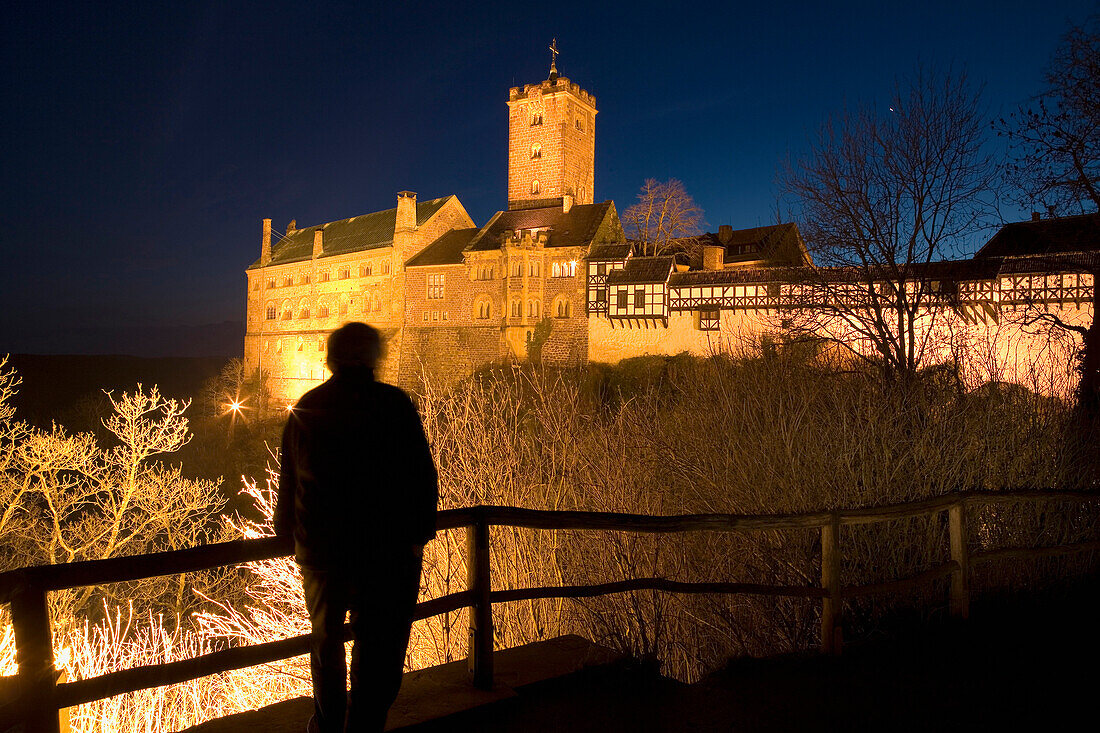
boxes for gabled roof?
[586,243,632,261]
[406,228,479,267]
[672,222,809,268]
[976,213,1100,259]
[607,256,674,285]
[466,201,614,251]
[248,196,455,268]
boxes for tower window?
[530,143,542,159]
[531,180,540,195]
[531,111,543,126]
[575,117,585,132]
[382,261,391,275]
[556,298,572,318]
[265,303,276,320]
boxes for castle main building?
[245,64,622,401]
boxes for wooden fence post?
[948,501,970,620]
[466,513,494,690]
[10,574,61,733]
[821,513,842,655]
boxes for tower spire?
[548,38,559,81]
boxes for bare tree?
[997,19,1100,417]
[622,178,704,256]
[997,17,1099,216]
[781,69,994,385]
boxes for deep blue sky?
[1,0,1094,356]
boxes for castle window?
[442,312,448,322]
[476,298,492,319]
[281,302,292,320]
[475,265,494,281]
[529,261,541,277]
[319,271,330,282]
[427,273,444,299]
[298,306,310,319]
[318,339,326,352]
[530,143,542,159]
[301,273,310,285]
[265,303,276,320]
[511,299,521,317]
[319,304,329,318]
[555,297,571,318]
[267,277,276,289]
[339,300,348,316]
[531,111,543,126]
[361,263,373,277]
[297,341,304,352]
[339,267,350,280]
[634,288,645,309]
[432,310,440,322]
[283,276,293,287]
[552,261,576,278]
[616,290,627,309]
[382,261,391,275]
[531,180,540,195]
[699,310,720,331]
[528,299,540,318]
[423,312,429,322]
[511,260,522,277]
[252,280,259,291]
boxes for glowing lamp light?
[229,401,243,413]
[286,404,295,412]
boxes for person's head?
[326,322,382,374]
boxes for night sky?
[1,0,1094,357]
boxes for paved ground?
[181,582,1100,732]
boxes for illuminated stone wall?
[244,196,475,403]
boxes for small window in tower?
[382,261,391,275]
[511,299,521,317]
[530,143,542,159]
[529,261,540,277]
[531,111,543,126]
[575,117,584,132]
[531,180,540,195]
[511,261,522,277]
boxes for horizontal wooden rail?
[2,489,1098,733]
[490,578,827,605]
[48,590,475,710]
[971,539,1100,565]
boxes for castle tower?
[506,46,596,210]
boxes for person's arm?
[274,418,296,539]
[402,393,439,547]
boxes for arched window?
[528,299,540,318]
[371,290,382,312]
[531,111,543,126]
[555,297,572,318]
[318,302,330,318]
[382,261,391,275]
[530,143,542,159]
[511,260,522,277]
[360,263,372,277]
[511,299,521,317]
[281,300,292,320]
[530,180,540,195]
[475,297,492,320]
[528,260,540,277]
[265,303,276,320]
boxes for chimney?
[313,229,323,259]
[702,243,725,271]
[396,191,418,232]
[718,225,733,244]
[562,193,574,214]
[260,218,272,266]
[1031,212,1041,222]
[286,219,297,235]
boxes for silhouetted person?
[275,323,438,732]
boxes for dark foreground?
[182,582,1100,732]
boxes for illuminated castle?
[245,58,1097,403]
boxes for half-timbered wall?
[607,283,667,319]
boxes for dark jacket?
[275,367,438,569]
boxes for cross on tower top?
[548,38,559,80]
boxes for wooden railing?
[2,490,1099,733]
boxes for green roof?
[248,196,454,269]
